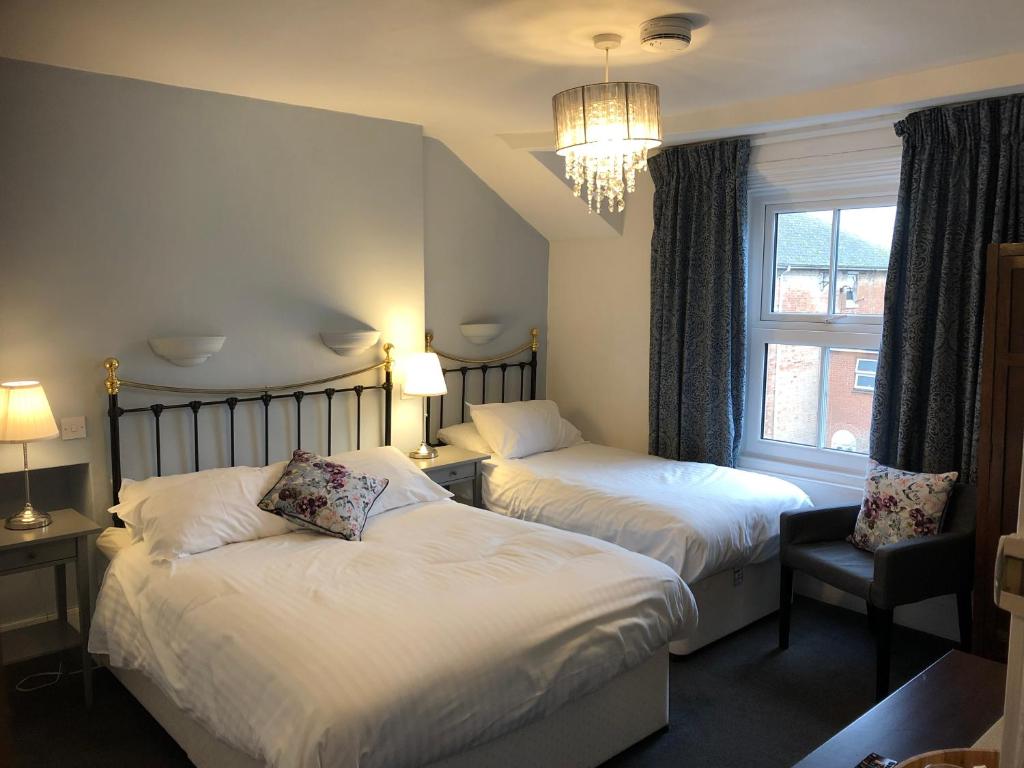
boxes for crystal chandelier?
[552,33,662,214]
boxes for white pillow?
[469,400,566,459]
[437,421,493,454]
[325,445,452,515]
[440,418,583,455]
[111,462,287,542]
[133,464,293,562]
[557,417,584,450]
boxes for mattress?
[90,499,696,768]
[483,443,814,583]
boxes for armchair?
[779,484,975,701]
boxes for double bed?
[91,348,696,768]
[426,329,813,654]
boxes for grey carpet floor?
[1,597,954,767]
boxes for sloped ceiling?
[2,0,1023,241]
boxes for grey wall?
[0,58,428,624]
[423,138,549,414]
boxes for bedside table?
[0,508,101,706]
[413,446,490,508]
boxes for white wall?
[547,175,653,455]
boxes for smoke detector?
[640,15,693,52]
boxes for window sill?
[737,450,866,490]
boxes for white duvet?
[484,443,813,583]
[90,499,695,768]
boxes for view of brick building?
[762,210,890,454]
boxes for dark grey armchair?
[778,484,975,701]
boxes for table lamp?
[0,381,59,530]
[403,352,447,460]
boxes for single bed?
[425,330,813,654]
[93,349,696,768]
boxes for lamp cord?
[14,660,100,693]
[604,48,609,83]
[15,661,63,692]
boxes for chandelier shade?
[552,82,661,153]
[552,80,662,213]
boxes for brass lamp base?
[6,502,52,530]
[409,442,438,460]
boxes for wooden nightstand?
[0,508,101,706]
[413,446,490,507]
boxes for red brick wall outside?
[773,269,886,315]
[763,346,877,453]
[825,350,876,452]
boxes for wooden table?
[0,508,101,706]
[793,650,1006,767]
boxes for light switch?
[61,416,87,440]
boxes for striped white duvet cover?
[90,498,695,768]
[483,443,814,583]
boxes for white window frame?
[853,357,878,392]
[743,184,898,483]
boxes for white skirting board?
[670,558,780,655]
[102,646,670,768]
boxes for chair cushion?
[783,540,875,598]
[848,460,958,552]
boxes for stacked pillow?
[437,400,583,459]
[109,446,452,562]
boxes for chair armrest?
[871,531,975,608]
[780,505,860,546]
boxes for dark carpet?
[0,597,954,768]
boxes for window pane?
[763,344,821,446]
[833,206,895,315]
[772,210,833,314]
[824,349,877,453]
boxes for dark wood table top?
[793,650,1006,768]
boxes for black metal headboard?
[426,329,538,445]
[104,345,393,524]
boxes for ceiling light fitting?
[551,33,662,214]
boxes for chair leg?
[870,605,893,702]
[779,564,793,650]
[957,590,973,653]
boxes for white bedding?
[90,499,695,768]
[483,443,813,583]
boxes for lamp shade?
[402,353,447,397]
[0,381,59,443]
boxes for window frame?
[743,189,898,479]
[852,357,878,392]
[760,196,894,327]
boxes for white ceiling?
[3,0,1024,240]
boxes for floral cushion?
[258,450,388,540]
[848,460,958,552]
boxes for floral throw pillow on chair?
[848,460,958,552]
[258,449,388,540]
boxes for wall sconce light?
[148,336,226,366]
[459,323,503,345]
[319,330,381,356]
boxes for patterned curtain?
[870,94,1024,482]
[649,138,750,466]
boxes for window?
[853,357,877,392]
[747,197,896,467]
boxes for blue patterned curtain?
[649,138,750,466]
[870,94,1024,481]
